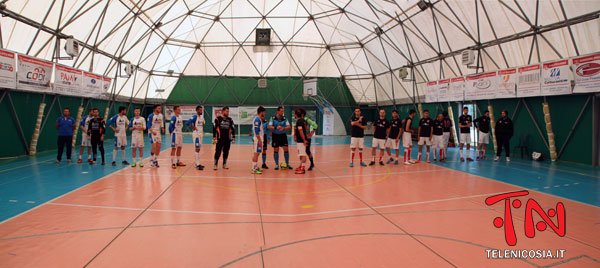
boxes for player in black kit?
[87,108,106,165]
[385,110,402,165]
[213,107,236,170]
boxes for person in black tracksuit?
[213,107,236,169]
[87,108,106,165]
[495,109,514,162]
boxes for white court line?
[113,169,443,180]
[48,191,504,217]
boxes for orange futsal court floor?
[0,144,599,267]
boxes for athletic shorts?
[442,132,451,149]
[418,136,432,146]
[432,135,444,148]
[402,132,413,148]
[193,134,202,150]
[252,137,263,153]
[272,133,288,148]
[81,134,91,147]
[131,134,144,148]
[460,133,471,144]
[297,142,307,157]
[372,138,386,149]
[149,132,162,144]
[385,138,399,149]
[350,137,364,149]
[114,136,127,147]
[478,131,490,144]
[170,133,182,148]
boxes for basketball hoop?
[303,94,309,101]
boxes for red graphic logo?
[576,63,600,77]
[485,190,566,246]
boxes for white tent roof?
[2,0,599,104]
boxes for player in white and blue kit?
[129,107,146,167]
[252,106,266,174]
[78,108,93,163]
[169,105,185,169]
[108,106,130,166]
[186,105,205,170]
[147,105,165,167]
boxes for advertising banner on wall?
[541,59,571,96]
[53,64,82,96]
[103,77,112,94]
[0,48,16,89]
[449,77,465,101]
[82,72,106,97]
[572,53,600,93]
[212,107,240,125]
[517,64,541,97]
[17,55,53,93]
[496,68,517,98]
[238,106,260,125]
[425,81,438,103]
[465,71,497,100]
[437,79,450,102]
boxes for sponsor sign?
[437,79,450,102]
[17,54,53,93]
[497,68,517,98]
[82,72,106,97]
[517,64,541,97]
[53,64,82,96]
[449,77,465,101]
[465,71,497,100]
[541,60,571,96]
[425,81,438,103]
[572,53,600,93]
[0,48,16,89]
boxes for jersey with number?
[253,116,264,139]
[186,114,205,136]
[147,113,164,134]
[109,114,129,137]
[129,116,146,136]
[169,115,183,135]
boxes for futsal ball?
[280,162,288,169]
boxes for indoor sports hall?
[0,1,599,267]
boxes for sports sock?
[274,152,279,166]
[113,149,117,161]
[171,156,175,165]
[467,150,470,158]
[177,156,180,163]
[351,151,355,163]
[262,154,267,164]
[88,154,91,160]
[460,149,463,158]
[482,149,485,158]
[252,162,257,170]
[440,149,443,159]
[284,151,290,164]
[310,157,314,165]
[379,155,382,162]
[78,154,82,160]
[121,150,125,161]
[407,149,411,161]
[404,149,407,162]
[195,152,199,166]
[359,152,363,162]
[417,152,421,161]
[371,156,375,162]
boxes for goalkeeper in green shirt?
[298,110,318,170]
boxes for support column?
[417,103,423,118]
[29,102,46,156]
[542,102,557,161]
[447,104,459,147]
[72,106,84,148]
[104,106,110,121]
[488,102,498,154]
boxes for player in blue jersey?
[169,105,185,169]
[186,105,206,170]
[252,106,266,174]
[108,106,130,166]
[147,105,165,167]
[129,107,146,167]
[261,117,270,169]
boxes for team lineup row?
[55,105,318,174]
[347,106,514,166]
[54,105,514,172]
